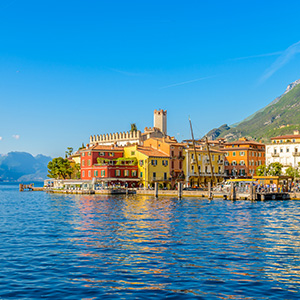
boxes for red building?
[80,144,139,187]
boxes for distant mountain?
[206,79,300,142]
[0,152,52,182]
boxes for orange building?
[223,137,265,177]
[143,137,185,187]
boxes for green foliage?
[65,147,73,158]
[285,166,300,178]
[47,157,73,179]
[216,83,300,142]
[78,143,85,151]
[256,162,283,176]
[130,123,137,132]
[96,157,110,165]
[256,164,267,176]
[115,157,137,165]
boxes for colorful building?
[223,137,265,177]
[80,144,139,187]
[184,145,226,187]
[266,130,300,168]
[124,145,170,188]
[143,137,185,187]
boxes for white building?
[266,131,300,168]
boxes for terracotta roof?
[223,147,265,151]
[83,145,124,151]
[185,147,224,154]
[271,134,300,140]
[224,141,265,146]
[137,146,170,158]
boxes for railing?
[292,152,300,156]
[217,160,224,164]
[271,153,279,157]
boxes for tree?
[268,162,283,176]
[47,157,73,179]
[65,147,74,158]
[78,143,85,151]
[285,166,299,178]
[256,164,267,176]
[130,123,137,132]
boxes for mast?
[205,136,215,186]
[189,117,201,187]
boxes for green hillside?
[211,81,300,142]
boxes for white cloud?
[259,41,300,84]
[0,137,2,141]
[12,134,20,140]
[160,75,216,89]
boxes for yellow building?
[124,145,170,188]
[183,145,226,187]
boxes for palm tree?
[130,123,137,132]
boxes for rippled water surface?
[1,184,300,299]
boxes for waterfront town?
[44,109,300,196]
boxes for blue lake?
[0,183,300,299]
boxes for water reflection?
[1,185,300,299]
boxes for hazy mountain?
[206,79,300,142]
[0,152,52,182]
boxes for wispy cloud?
[160,75,216,89]
[259,41,300,84]
[109,68,144,76]
[12,134,20,140]
[229,51,283,61]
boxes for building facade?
[266,131,300,168]
[124,145,170,188]
[80,145,139,187]
[143,137,185,187]
[184,145,226,187]
[223,138,265,177]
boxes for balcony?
[217,160,224,164]
[292,152,300,156]
[271,153,279,157]
[178,155,185,160]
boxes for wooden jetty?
[19,184,44,192]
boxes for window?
[274,149,277,154]
[82,171,85,177]
[191,153,194,159]
[293,139,296,143]
[239,151,245,156]
[198,154,201,160]
[179,161,182,169]
[101,170,105,177]
[280,140,283,143]
[153,172,156,179]
[124,170,129,177]
[258,160,261,165]
[179,151,182,157]
[115,170,121,176]
[162,160,168,166]
[164,173,167,180]
[88,159,91,166]
[109,152,115,157]
[171,150,174,157]
[287,148,289,153]
[233,152,236,156]
[140,172,143,178]
[99,152,105,156]
[240,160,245,166]
[82,152,85,157]
[171,161,174,168]
[191,165,194,172]
[225,161,229,166]
[88,171,91,177]
[151,160,157,166]
[82,160,85,166]
[212,155,215,161]
[258,152,261,157]
[139,160,144,166]
[280,148,283,153]
[132,170,137,177]
[94,170,98,177]
[232,161,237,166]
[88,151,91,156]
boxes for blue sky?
[1,0,300,157]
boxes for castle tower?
[154,109,167,135]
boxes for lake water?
[0,184,300,299]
